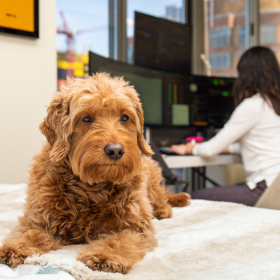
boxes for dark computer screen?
[89,51,163,126]
[162,74,235,128]
[134,12,192,74]
[189,75,236,128]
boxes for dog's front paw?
[174,192,191,206]
[77,253,128,274]
[0,246,27,268]
[154,204,173,219]
[168,192,191,207]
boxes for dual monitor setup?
[89,12,235,129]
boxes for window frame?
[239,26,246,45]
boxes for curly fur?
[0,73,190,273]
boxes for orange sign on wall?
[0,0,38,38]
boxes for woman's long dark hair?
[232,46,280,116]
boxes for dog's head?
[40,73,153,185]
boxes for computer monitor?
[163,72,190,126]
[134,12,192,74]
[89,51,163,126]
[89,52,235,129]
[189,75,236,128]
[162,73,235,128]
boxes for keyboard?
[159,147,180,156]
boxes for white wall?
[0,0,57,184]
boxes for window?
[204,0,246,76]
[56,0,109,88]
[259,0,280,64]
[210,52,231,69]
[127,0,185,64]
[261,24,276,44]
[239,26,245,45]
[209,28,232,48]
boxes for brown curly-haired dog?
[0,73,190,273]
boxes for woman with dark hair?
[169,46,280,206]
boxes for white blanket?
[1,183,280,280]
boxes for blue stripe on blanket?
[37,267,61,274]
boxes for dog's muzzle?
[104,143,125,160]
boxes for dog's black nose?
[104,143,125,160]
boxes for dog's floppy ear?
[134,99,154,156]
[39,93,70,162]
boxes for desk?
[163,154,242,189]
[163,154,242,169]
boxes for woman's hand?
[169,143,197,155]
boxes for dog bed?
[1,183,280,280]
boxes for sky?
[56,0,183,58]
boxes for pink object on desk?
[186,136,204,142]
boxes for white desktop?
[163,154,242,169]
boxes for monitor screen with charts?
[163,73,190,126]
[163,73,235,128]
[189,75,236,128]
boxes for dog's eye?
[82,117,93,123]
[121,114,129,122]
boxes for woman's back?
[239,94,280,188]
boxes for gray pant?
[191,180,267,207]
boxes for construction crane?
[57,11,107,77]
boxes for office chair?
[255,173,280,210]
[149,142,189,192]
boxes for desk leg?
[198,167,201,190]
[192,168,219,187]
[191,168,195,192]
[203,167,206,189]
